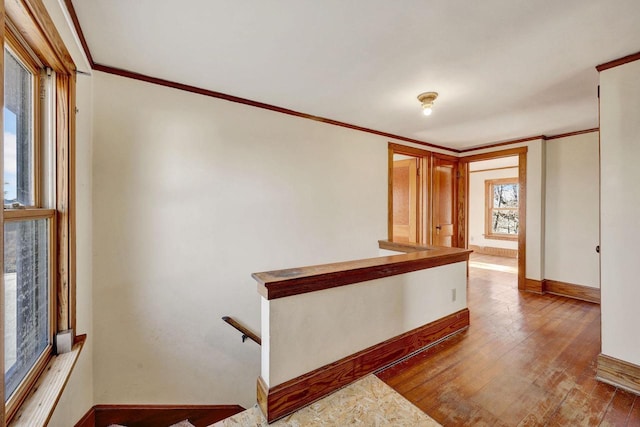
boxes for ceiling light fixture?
[417,92,438,116]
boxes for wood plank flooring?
[377,254,640,426]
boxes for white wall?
[263,262,467,387]
[90,71,411,407]
[468,158,518,250]
[545,132,599,288]
[600,59,640,366]
[45,0,95,425]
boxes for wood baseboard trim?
[544,279,600,304]
[469,245,518,258]
[74,407,95,427]
[525,278,544,294]
[74,404,245,427]
[258,308,470,423]
[257,375,268,420]
[523,278,600,303]
[597,354,640,395]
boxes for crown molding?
[596,51,640,72]
[61,0,600,156]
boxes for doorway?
[388,143,458,247]
[462,148,527,290]
[392,154,419,243]
[433,156,457,247]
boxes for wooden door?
[433,157,457,247]
[392,159,418,243]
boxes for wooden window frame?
[485,178,519,241]
[1,0,76,423]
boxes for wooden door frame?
[432,152,459,247]
[460,147,528,290]
[388,143,431,245]
[392,158,418,242]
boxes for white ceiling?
[70,0,640,150]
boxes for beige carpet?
[211,375,441,426]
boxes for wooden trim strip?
[459,135,544,154]
[85,404,245,427]
[461,146,528,163]
[252,247,471,300]
[389,142,435,158]
[597,354,640,395]
[525,278,544,294]
[596,51,640,72]
[546,127,599,141]
[69,74,77,336]
[517,152,527,290]
[378,239,433,253]
[257,375,268,421]
[56,73,71,332]
[469,165,518,174]
[458,128,598,153]
[92,63,456,154]
[543,279,600,304]
[4,208,56,220]
[73,407,95,427]
[483,234,518,242]
[468,245,518,258]
[457,160,467,248]
[259,308,470,423]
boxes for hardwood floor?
[377,254,640,426]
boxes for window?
[485,178,519,240]
[3,39,55,419]
[2,1,77,421]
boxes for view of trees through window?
[487,180,519,237]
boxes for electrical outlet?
[451,288,457,302]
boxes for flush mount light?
[417,92,438,116]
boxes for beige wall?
[263,261,467,387]
[544,132,599,288]
[32,2,613,418]
[89,71,419,407]
[600,59,640,366]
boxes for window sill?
[484,234,518,242]
[8,334,87,427]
